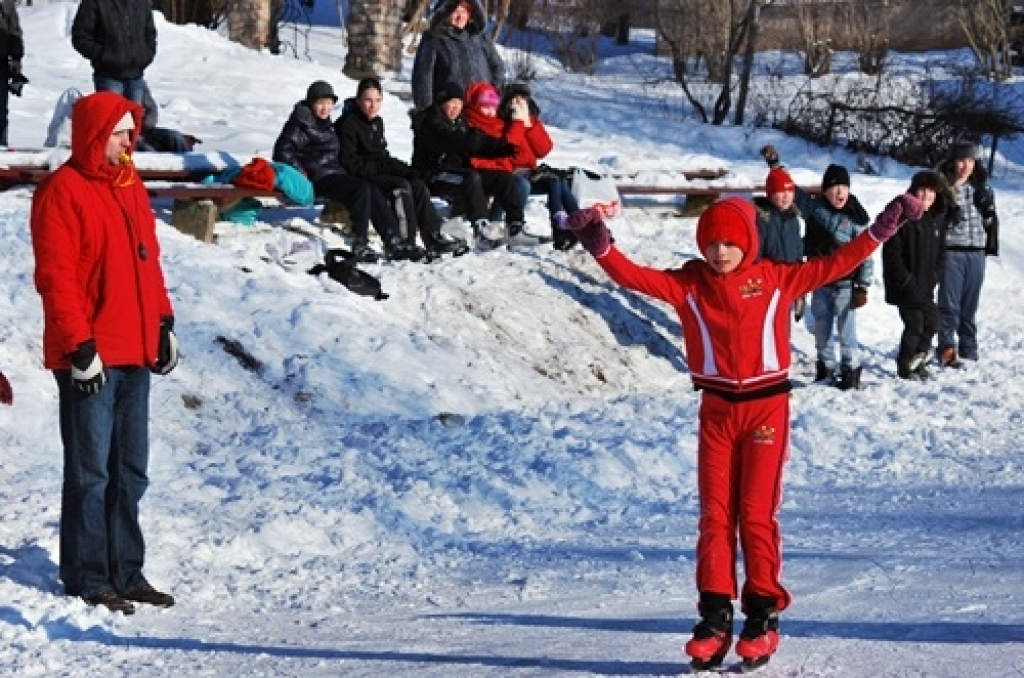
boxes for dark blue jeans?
[93,76,146,104]
[530,175,579,218]
[55,367,151,597]
[937,249,986,360]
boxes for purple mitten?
[868,193,923,242]
[566,207,612,257]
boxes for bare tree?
[344,0,406,79]
[793,1,836,77]
[842,0,890,75]
[655,0,749,124]
[153,0,227,27]
[955,0,1015,80]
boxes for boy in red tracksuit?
[562,193,921,670]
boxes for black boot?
[736,594,779,666]
[684,592,734,669]
[425,229,469,257]
[836,364,862,390]
[814,360,833,384]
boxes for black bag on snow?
[308,249,389,300]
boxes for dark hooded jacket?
[938,155,999,256]
[882,171,952,306]
[795,187,872,287]
[753,196,804,264]
[0,0,23,64]
[334,98,416,180]
[411,0,505,110]
[410,103,513,175]
[72,0,157,81]
[31,91,173,370]
[272,101,347,183]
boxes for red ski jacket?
[506,117,553,170]
[597,222,881,397]
[31,91,173,370]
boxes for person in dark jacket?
[882,170,951,380]
[336,77,468,258]
[935,142,999,367]
[411,0,504,111]
[0,0,23,146]
[31,91,178,614]
[763,146,871,390]
[136,82,197,153]
[410,82,520,247]
[274,80,423,263]
[753,166,804,321]
[72,0,157,104]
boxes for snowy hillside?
[1,4,1023,676]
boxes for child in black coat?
[882,170,952,380]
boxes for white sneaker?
[478,220,506,241]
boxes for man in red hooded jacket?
[562,193,921,670]
[31,90,178,615]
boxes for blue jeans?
[530,175,579,221]
[55,367,151,596]
[937,249,986,360]
[93,76,146,104]
[811,284,859,369]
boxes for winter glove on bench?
[565,207,612,258]
[851,287,868,310]
[70,339,106,395]
[0,370,12,405]
[868,193,923,243]
[152,316,179,376]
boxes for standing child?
[561,193,921,671]
[882,170,951,380]
[762,146,871,389]
[753,166,805,320]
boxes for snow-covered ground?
[1,4,1023,676]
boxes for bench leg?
[171,198,218,243]
[319,200,352,234]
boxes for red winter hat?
[696,197,757,263]
[765,167,794,195]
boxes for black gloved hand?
[8,58,20,76]
[760,144,779,167]
[851,287,868,310]
[152,316,179,375]
[70,339,106,395]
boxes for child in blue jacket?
[762,146,870,390]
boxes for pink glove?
[566,207,612,257]
[868,193,923,242]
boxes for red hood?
[68,91,143,183]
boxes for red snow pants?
[695,390,792,612]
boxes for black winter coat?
[410,0,504,110]
[334,99,416,180]
[0,0,23,63]
[410,104,512,175]
[72,0,156,81]
[753,197,804,264]
[272,102,346,183]
[882,201,951,306]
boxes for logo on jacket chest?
[738,277,764,299]
[752,425,775,445]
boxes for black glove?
[8,58,20,76]
[152,316,179,375]
[760,144,780,167]
[69,339,106,395]
[478,137,516,158]
[851,287,868,310]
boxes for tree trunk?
[344,0,405,80]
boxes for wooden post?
[171,199,218,244]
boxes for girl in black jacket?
[336,78,468,258]
[882,170,952,380]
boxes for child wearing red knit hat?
[560,193,922,671]
[755,165,806,321]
